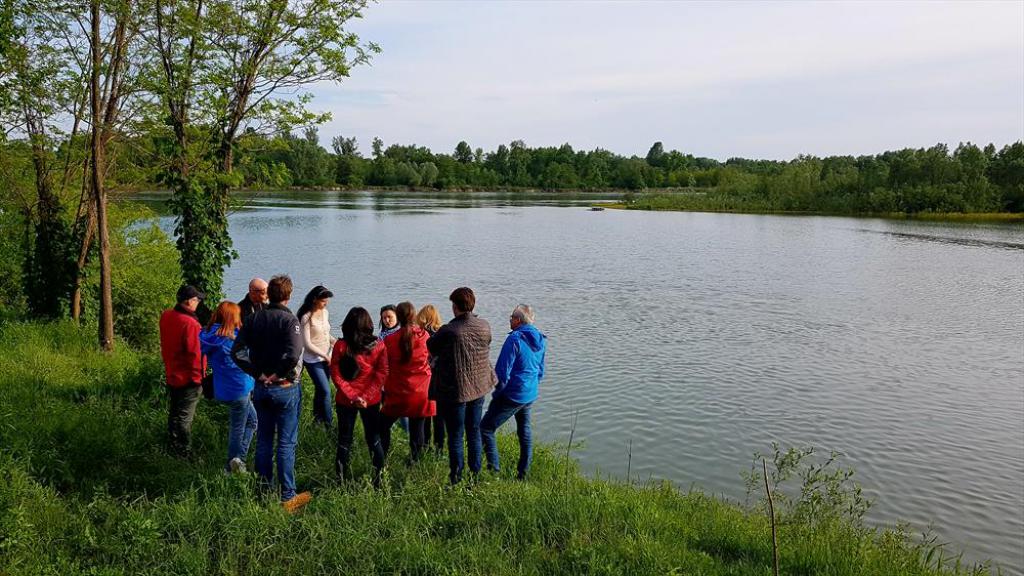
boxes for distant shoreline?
[597,202,1024,223]
[125,188,1024,223]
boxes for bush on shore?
[0,322,994,575]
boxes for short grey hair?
[511,304,534,324]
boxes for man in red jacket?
[159,285,206,457]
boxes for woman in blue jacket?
[480,304,547,480]
[200,301,257,472]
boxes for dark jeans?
[336,403,385,484]
[252,383,301,501]
[167,385,201,456]
[439,396,485,484]
[380,415,428,461]
[224,393,257,469]
[423,414,445,452]
[481,396,534,479]
[304,361,333,428]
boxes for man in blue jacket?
[481,304,547,480]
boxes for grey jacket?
[427,313,497,403]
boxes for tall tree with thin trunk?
[86,0,138,350]
[145,0,378,304]
[89,0,113,350]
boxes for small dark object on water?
[590,207,605,211]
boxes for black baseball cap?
[176,285,205,303]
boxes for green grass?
[613,193,1024,223]
[0,321,996,575]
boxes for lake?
[141,190,1024,573]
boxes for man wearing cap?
[239,277,269,322]
[159,285,206,457]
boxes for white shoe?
[229,457,247,474]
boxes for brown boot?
[282,491,312,514]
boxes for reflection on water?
[131,189,620,214]
[140,191,1024,574]
[855,227,1024,251]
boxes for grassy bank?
[602,193,1024,223]
[0,321,994,575]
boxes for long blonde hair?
[206,301,243,339]
[416,304,442,332]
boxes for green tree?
[988,142,1024,211]
[146,0,379,303]
[454,140,473,164]
[645,141,665,167]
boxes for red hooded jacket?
[159,306,205,388]
[382,327,436,418]
[330,340,388,408]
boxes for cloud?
[311,0,1024,159]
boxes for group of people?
[158,277,547,512]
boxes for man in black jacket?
[238,277,268,322]
[231,274,310,512]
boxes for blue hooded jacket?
[200,324,255,402]
[493,323,546,404]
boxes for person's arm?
[372,344,389,397]
[494,333,518,387]
[231,324,259,378]
[301,314,329,360]
[538,343,546,381]
[330,341,358,403]
[185,321,204,385]
[276,316,303,380]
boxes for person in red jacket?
[159,285,206,457]
[381,302,436,462]
[330,306,389,487]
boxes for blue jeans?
[304,361,333,427]
[252,383,301,501]
[481,396,533,479]
[224,393,257,469]
[439,396,484,484]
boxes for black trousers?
[335,403,385,479]
[380,415,428,461]
[167,385,201,456]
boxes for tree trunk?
[70,202,95,322]
[91,0,113,351]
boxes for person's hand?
[355,397,367,409]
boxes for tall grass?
[0,321,995,575]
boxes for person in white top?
[297,285,336,430]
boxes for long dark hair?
[341,307,377,354]
[395,301,417,363]
[297,285,332,320]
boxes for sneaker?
[229,457,247,474]
[282,491,312,514]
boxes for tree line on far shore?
[298,136,1024,215]
[29,127,1019,214]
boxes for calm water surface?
[143,191,1024,573]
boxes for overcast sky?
[311,1,1024,160]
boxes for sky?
[310,0,1024,161]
